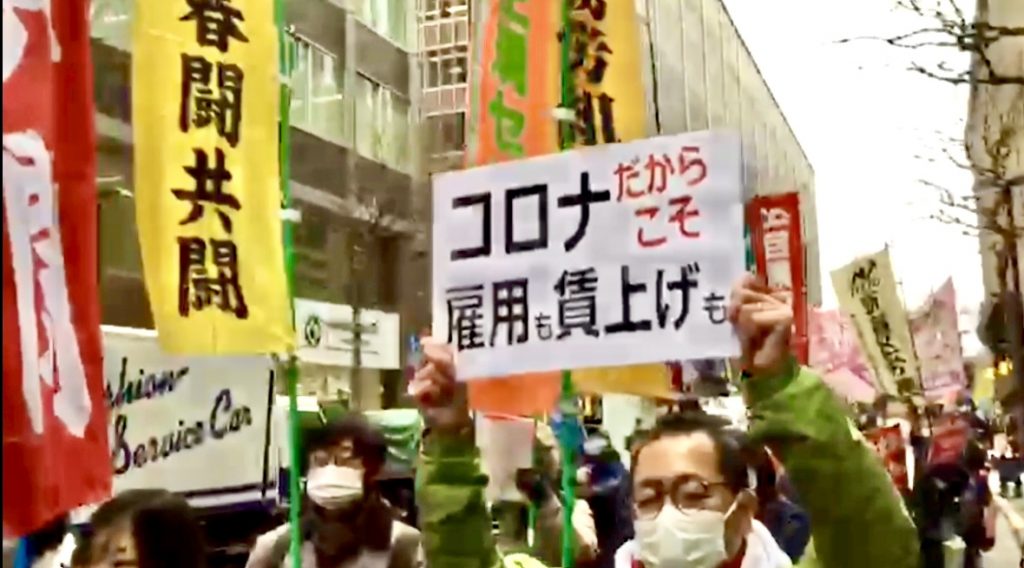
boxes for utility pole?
[348,198,384,410]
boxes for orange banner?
[466,0,561,411]
[467,0,560,165]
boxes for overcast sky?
[721,0,985,352]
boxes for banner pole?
[559,2,577,566]
[274,0,303,566]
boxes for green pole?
[559,370,576,568]
[559,2,577,567]
[559,1,576,151]
[274,2,303,567]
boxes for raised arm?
[412,340,502,568]
[729,274,920,568]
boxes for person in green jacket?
[411,274,921,568]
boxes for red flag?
[928,415,969,467]
[866,425,909,493]
[3,0,111,537]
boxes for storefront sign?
[294,299,401,370]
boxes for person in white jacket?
[612,411,791,568]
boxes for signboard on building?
[432,131,745,380]
[294,299,401,370]
[102,326,274,508]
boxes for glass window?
[361,0,411,50]
[90,0,132,50]
[426,112,465,154]
[290,36,349,144]
[98,183,142,276]
[294,205,333,301]
[440,55,467,85]
[354,74,412,172]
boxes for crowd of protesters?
[6,275,1024,568]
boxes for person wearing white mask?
[614,413,786,568]
[411,274,921,568]
[246,415,421,568]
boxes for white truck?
[99,325,279,510]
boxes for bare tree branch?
[841,0,1024,85]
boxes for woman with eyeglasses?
[245,414,422,568]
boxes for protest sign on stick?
[432,131,745,380]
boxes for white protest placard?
[432,131,744,380]
[102,326,275,508]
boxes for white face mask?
[634,506,730,568]
[306,465,363,509]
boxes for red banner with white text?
[747,193,808,364]
[2,0,111,537]
[867,425,910,494]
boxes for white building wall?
[635,0,821,306]
[967,0,1024,301]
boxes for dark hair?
[304,413,388,474]
[963,439,988,472]
[25,513,69,560]
[72,489,207,568]
[743,445,780,505]
[631,411,751,494]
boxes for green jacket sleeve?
[416,428,502,568]
[745,360,920,568]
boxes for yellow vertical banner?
[567,0,669,397]
[569,0,647,146]
[132,0,293,354]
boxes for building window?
[439,55,467,84]
[426,112,465,155]
[360,0,412,50]
[90,0,132,50]
[290,36,349,145]
[294,204,334,302]
[424,54,467,89]
[355,74,412,172]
